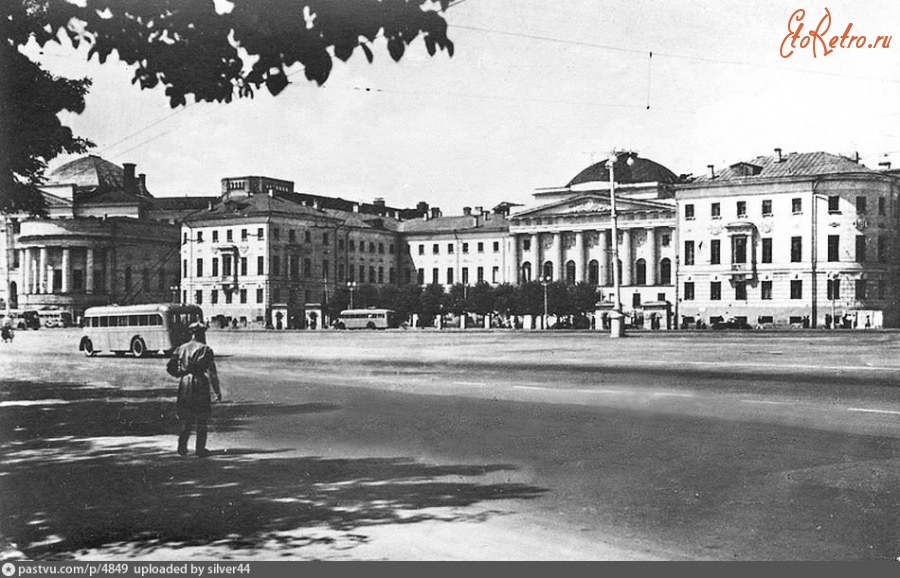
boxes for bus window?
[99,316,108,328]
[129,315,139,326]
[151,314,163,326]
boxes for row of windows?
[519,233,672,252]
[189,228,396,254]
[685,196,889,220]
[419,241,500,256]
[84,314,164,328]
[194,287,264,305]
[417,266,501,285]
[683,278,885,301]
[683,235,888,265]
[518,259,674,286]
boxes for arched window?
[8,281,17,309]
[635,259,647,286]
[660,258,672,285]
[566,260,576,285]
[521,262,532,283]
[588,260,599,286]
[543,261,554,281]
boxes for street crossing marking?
[847,407,900,416]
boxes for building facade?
[1,155,210,318]
[676,151,900,329]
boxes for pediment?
[513,194,667,220]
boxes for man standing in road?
[167,322,222,457]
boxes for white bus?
[80,304,204,357]
[337,308,398,330]
[38,309,73,328]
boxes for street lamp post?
[541,276,550,329]
[607,151,634,338]
[347,281,357,309]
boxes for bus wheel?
[366,322,376,330]
[337,322,346,330]
[131,337,148,358]
[82,338,96,357]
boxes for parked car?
[711,318,752,330]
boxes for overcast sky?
[32,0,900,212]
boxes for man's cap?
[188,321,207,333]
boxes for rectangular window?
[492,266,499,283]
[761,280,773,300]
[256,288,264,303]
[240,288,247,303]
[477,242,484,253]
[878,236,887,262]
[432,268,439,285]
[304,231,311,243]
[762,199,772,216]
[827,278,840,300]
[338,239,345,251]
[183,259,187,277]
[462,267,469,285]
[223,254,233,276]
[447,268,454,285]
[197,231,204,243]
[225,290,232,304]
[195,290,203,304]
[879,197,887,216]
[212,230,219,243]
[272,255,280,276]
[273,228,280,240]
[855,279,867,300]
[711,202,721,219]
[257,256,264,275]
[226,229,233,242]
[241,229,248,241]
[856,196,867,213]
[710,281,721,301]
[828,235,839,262]
[211,290,218,304]
[448,243,454,254]
[304,258,312,277]
[856,235,867,262]
[359,265,365,282]
[418,269,425,285]
[683,282,694,300]
[735,281,747,300]
[632,293,641,308]
[828,195,840,213]
[322,260,329,280]
[257,227,264,240]
[736,201,747,218]
[791,237,802,262]
[289,230,296,243]
[433,244,439,255]
[684,241,695,266]
[477,266,484,283]
[418,244,424,255]
[196,258,204,277]
[240,257,247,276]
[762,238,773,264]
[338,264,345,282]
[685,204,695,220]
[732,236,747,264]
[523,239,531,251]
[290,256,299,278]
[661,233,670,247]
[790,279,803,299]
[462,243,469,254]
[710,239,721,265]
[378,243,384,254]
[212,258,219,277]
[389,244,395,254]
[493,241,500,252]
[792,198,802,214]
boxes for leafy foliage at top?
[0,0,454,214]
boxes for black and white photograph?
[2,0,900,563]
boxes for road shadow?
[0,379,546,559]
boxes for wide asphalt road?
[2,327,900,560]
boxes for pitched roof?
[400,213,509,234]
[693,151,879,183]
[47,155,124,189]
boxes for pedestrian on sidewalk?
[167,322,222,457]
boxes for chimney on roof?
[431,207,441,219]
[855,151,860,164]
[774,148,783,163]
[880,161,892,170]
[708,165,716,178]
[475,206,483,215]
[374,197,386,207]
[462,206,472,216]
[123,163,136,191]
[138,173,147,193]
[352,202,359,212]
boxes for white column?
[598,230,609,286]
[38,247,47,294]
[19,249,28,295]
[511,234,521,284]
[646,227,657,286]
[621,229,633,286]
[61,247,71,293]
[532,233,542,281]
[575,231,586,283]
[555,232,564,281]
[85,248,95,293]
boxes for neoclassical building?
[677,150,900,328]
[1,155,211,317]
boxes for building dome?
[567,153,679,187]
[46,155,125,189]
